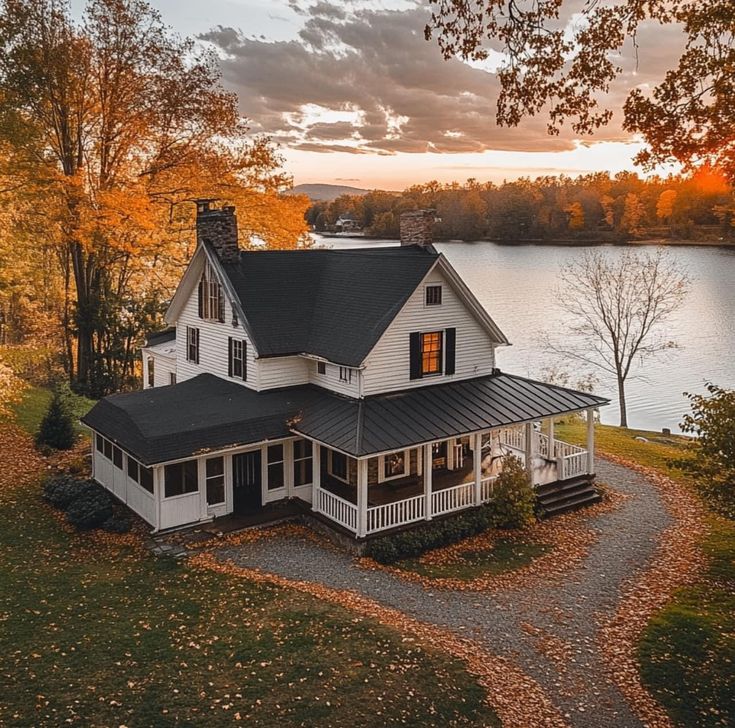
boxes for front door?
[232,450,262,514]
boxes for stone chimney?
[196,200,239,263]
[400,209,435,247]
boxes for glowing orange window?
[421,331,443,375]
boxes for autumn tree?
[620,192,645,236]
[656,189,678,232]
[548,250,690,426]
[0,0,307,396]
[425,0,735,182]
[675,383,735,518]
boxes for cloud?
[201,2,684,156]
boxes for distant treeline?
[306,170,735,242]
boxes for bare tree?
[548,250,690,427]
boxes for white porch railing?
[314,487,358,533]
[432,481,474,517]
[480,475,498,502]
[498,426,525,451]
[316,431,591,536]
[558,452,588,481]
[367,493,425,534]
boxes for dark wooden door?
[232,451,262,513]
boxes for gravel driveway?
[216,459,670,728]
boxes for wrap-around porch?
[312,409,595,537]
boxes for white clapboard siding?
[257,355,310,390]
[175,278,258,389]
[142,351,176,389]
[362,268,497,395]
[307,359,361,397]
[153,356,176,387]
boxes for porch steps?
[536,475,601,517]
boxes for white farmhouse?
[83,203,608,536]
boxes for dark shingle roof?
[220,245,438,366]
[144,327,176,347]
[81,374,322,466]
[82,371,608,464]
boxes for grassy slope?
[9,385,95,437]
[557,420,734,728]
[0,395,500,727]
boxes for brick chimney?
[196,200,239,263]
[400,209,435,247]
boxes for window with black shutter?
[147,357,155,387]
[420,331,443,375]
[186,326,199,363]
[445,327,456,375]
[228,337,246,380]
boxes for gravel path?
[216,459,671,728]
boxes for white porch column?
[586,408,595,474]
[153,466,162,532]
[473,432,482,505]
[357,457,368,537]
[547,417,555,459]
[423,443,433,520]
[524,422,534,482]
[312,444,321,513]
[447,437,455,470]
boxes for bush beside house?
[35,386,77,451]
[366,456,536,564]
[43,475,131,533]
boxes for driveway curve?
[215,459,671,728]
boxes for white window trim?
[205,456,226,506]
[327,449,350,484]
[378,449,410,483]
[186,326,199,363]
[230,338,244,379]
[420,329,444,377]
[424,284,443,307]
[338,366,353,383]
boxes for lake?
[315,234,735,432]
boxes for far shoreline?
[315,232,735,248]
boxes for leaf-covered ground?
[0,424,500,727]
[393,536,548,581]
[558,420,734,728]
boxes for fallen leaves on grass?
[359,488,626,592]
[190,550,569,728]
[598,454,710,728]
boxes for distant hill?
[287,183,370,201]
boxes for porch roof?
[81,374,322,466]
[293,372,609,456]
[81,371,608,465]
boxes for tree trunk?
[617,375,628,428]
[69,241,97,396]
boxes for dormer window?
[425,285,442,306]
[198,261,225,322]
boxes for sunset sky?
[78,0,685,189]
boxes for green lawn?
[554,420,693,478]
[0,431,499,727]
[557,419,734,728]
[394,536,548,581]
[8,384,95,437]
